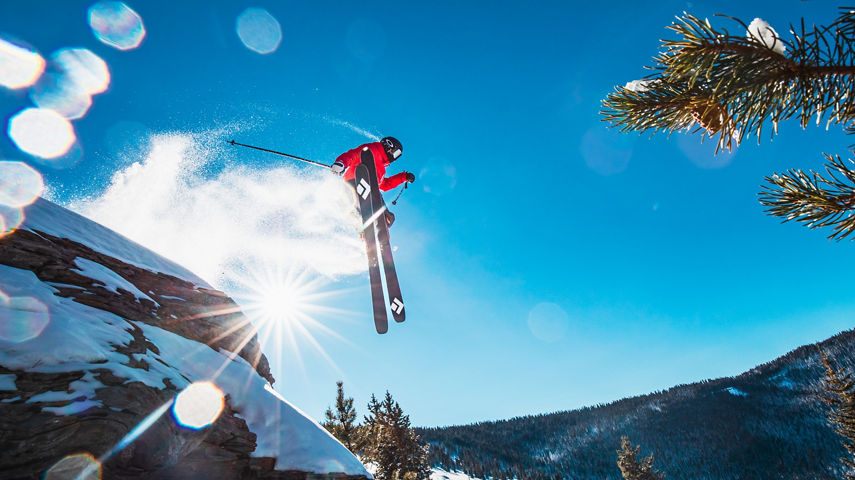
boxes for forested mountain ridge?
[418,328,855,480]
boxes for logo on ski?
[391,297,404,315]
[357,179,371,200]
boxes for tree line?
[322,381,431,480]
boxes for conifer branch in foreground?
[760,155,855,239]
[602,7,855,240]
[602,10,855,151]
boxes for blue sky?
[2,1,855,428]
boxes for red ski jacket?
[338,142,409,191]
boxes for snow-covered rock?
[0,198,369,479]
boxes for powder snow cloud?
[69,132,366,289]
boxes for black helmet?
[381,136,403,162]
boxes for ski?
[359,148,406,323]
[354,161,388,334]
[376,221,405,322]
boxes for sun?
[219,261,358,382]
[258,284,302,322]
[240,270,313,327]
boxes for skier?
[226,136,409,332]
[330,137,415,226]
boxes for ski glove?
[405,172,415,183]
[331,161,345,175]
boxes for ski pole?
[228,139,330,168]
[391,182,408,205]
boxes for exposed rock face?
[0,227,273,384]
[0,199,368,479]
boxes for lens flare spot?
[0,38,44,89]
[527,302,569,343]
[8,108,76,158]
[112,400,172,454]
[677,134,738,169]
[172,381,225,430]
[30,70,93,119]
[580,126,635,176]
[345,18,386,63]
[0,295,50,343]
[33,142,84,171]
[419,157,457,196]
[30,48,108,120]
[55,48,110,95]
[88,2,145,51]
[0,205,24,238]
[236,8,283,54]
[0,161,43,207]
[45,453,101,480]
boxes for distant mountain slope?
[0,198,368,479]
[419,329,855,480]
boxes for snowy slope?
[0,198,368,477]
[430,468,481,480]
[419,328,855,480]
[21,197,207,285]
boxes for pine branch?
[601,9,855,151]
[759,154,855,240]
[601,78,735,151]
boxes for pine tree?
[322,381,361,453]
[601,7,855,239]
[362,394,382,466]
[820,347,855,479]
[616,437,665,480]
[362,391,431,480]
